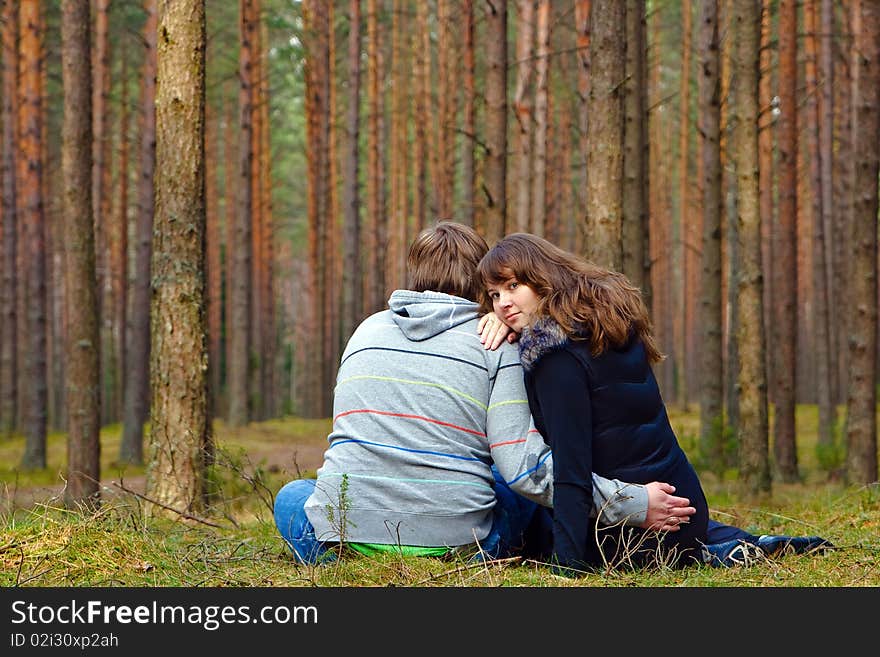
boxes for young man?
[273,222,695,563]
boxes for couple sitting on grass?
[273,221,830,575]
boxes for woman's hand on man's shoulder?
[478,312,519,350]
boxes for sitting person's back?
[304,288,547,547]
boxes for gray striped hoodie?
[303,289,648,548]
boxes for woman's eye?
[509,282,518,290]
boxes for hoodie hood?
[387,289,479,341]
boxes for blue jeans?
[273,468,545,565]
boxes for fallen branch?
[110,480,223,529]
[414,556,522,586]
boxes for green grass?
[1,407,878,587]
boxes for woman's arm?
[528,349,596,570]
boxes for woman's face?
[486,276,540,332]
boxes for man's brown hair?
[407,221,489,301]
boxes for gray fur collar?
[518,317,570,372]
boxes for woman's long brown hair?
[477,233,664,364]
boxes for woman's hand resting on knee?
[641,482,696,532]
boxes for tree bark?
[435,0,455,221]
[19,0,48,470]
[481,0,507,242]
[530,0,549,237]
[61,0,101,507]
[147,0,209,515]
[205,96,221,420]
[622,0,648,298]
[732,0,770,495]
[120,0,157,465]
[413,0,429,233]
[758,0,773,404]
[697,0,724,470]
[116,49,129,426]
[1,0,19,437]
[819,0,837,406]
[772,0,800,482]
[845,0,879,484]
[584,0,624,269]
[574,0,590,256]
[805,0,835,453]
[461,0,476,227]
[228,0,254,427]
[364,0,385,313]
[93,0,114,427]
[341,0,362,346]
[676,0,692,407]
[512,0,534,234]
[832,0,855,407]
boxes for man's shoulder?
[351,309,393,332]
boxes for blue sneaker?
[701,538,764,568]
[756,535,833,557]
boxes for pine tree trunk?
[574,0,590,257]
[461,0,476,227]
[512,0,534,234]
[1,0,19,437]
[530,0,549,237]
[758,0,773,403]
[721,0,740,444]
[341,0,361,346]
[147,0,209,515]
[222,80,238,418]
[675,0,692,408]
[387,0,407,294]
[259,26,276,418]
[120,0,157,465]
[622,0,647,297]
[322,0,338,417]
[648,6,675,402]
[206,97,221,420]
[364,0,385,313]
[772,0,800,482]
[845,0,879,484]
[832,0,854,407]
[250,1,264,421]
[697,0,724,470]
[303,0,332,417]
[481,0,507,242]
[116,51,129,425]
[228,0,254,427]
[19,0,47,470]
[413,1,429,233]
[436,0,455,221]
[805,0,835,453]
[61,0,100,506]
[819,0,838,407]
[732,0,770,495]
[93,0,112,425]
[585,0,624,269]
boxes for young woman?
[478,233,833,574]
[478,233,707,572]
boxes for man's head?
[407,221,488,301]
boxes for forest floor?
[2,409,879,588]
[0,416,332,513]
